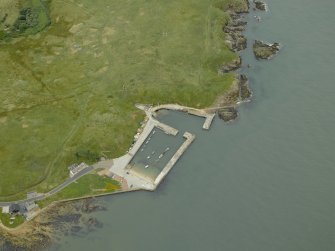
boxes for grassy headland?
[0,0,248,200]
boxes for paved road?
[47,166,94,196]
[0,166,93,207]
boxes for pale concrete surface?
[154,132,195,186]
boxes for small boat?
[147,156,151,159]
[163,147,170,154]
[145,165,149,169]
[159,154,163,159]
[151,151,155,155]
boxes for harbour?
[48,0,335,250]
[102,104,213,192]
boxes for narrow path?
[0,166,93,207]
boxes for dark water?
[49,0,335,250]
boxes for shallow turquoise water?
[49,0,335,250]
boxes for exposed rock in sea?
[254,0,267,11]
[85,217,103,229]
[81,198,107,213]
[70,225,83,234]
[218,107,238,122]
[253,40,280,59]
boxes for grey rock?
[254,0,267,11]
[253,40,280,59]
[218,107,238,122]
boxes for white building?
[1,206,9,214]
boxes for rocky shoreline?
[215,74,252,122]
[0,199,106,250]
[217,0,252,122]
[224,8,248,52]
[218,0,282,122]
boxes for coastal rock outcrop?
[239,74,252,101]
[81,198,107,213]
[222,57,242,73]
[216,0,251,123]
[254,0,267,11]
[218,107,238,122]
[224,12,248,52]
[215,74,252,122]
[253,40,280,59]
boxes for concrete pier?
[154,132,195,186]
[129,123,155,156]
[203,113,215,130]
[107,115,180,190]
[153,120,179,136]
[149,104,215,130]
[107,104,201,191]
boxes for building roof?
[1,206,9,214]
[9,204,21,214]
[24,202,38,212]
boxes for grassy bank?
[0,208,25,228]
[0,0,247,200]
[37,173,121,208]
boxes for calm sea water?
[48,0,335,250]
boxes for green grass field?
[37,173,121,208]
[0,208,25,228]
[0,0,247,201]
[0,0,51,39]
